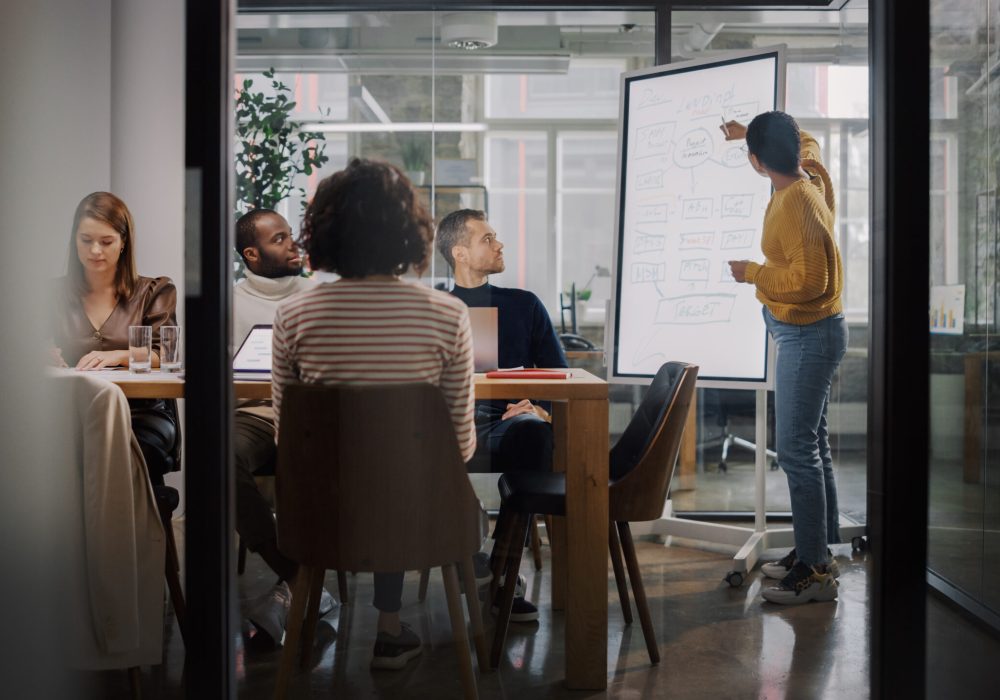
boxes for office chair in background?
[702,388,778,473]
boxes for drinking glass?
[160,325,182,372]
[128,325,152,373]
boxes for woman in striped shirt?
[272,158,475,669]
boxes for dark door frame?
[185,0,237,695]
[869,1,929,698]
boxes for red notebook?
[485,369,569,380]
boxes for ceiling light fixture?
[440,12,498,51]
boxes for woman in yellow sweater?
[722,111,847,605]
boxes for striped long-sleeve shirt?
[271,278,476,462]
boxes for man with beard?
[436,209,568,623]
[233,209,334,648]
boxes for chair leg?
[617,522,659,664]
[609,521,632,624]
[491,513,530,670]
[162,514,187,646]
[337,570,348,604]
[418,568,430,603]
[442,564,479,700]
[299,567,326,669]
[237,537,247,576]
[127,666,142,699]
[488,507,518,604]
[529,517,543,571]
[275,565,313,699]
[459,555,489,672]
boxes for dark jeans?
[234,412,298,583]
[472,409,554,474]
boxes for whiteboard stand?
[633,388,867,587]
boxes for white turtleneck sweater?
[234,268,316,421]
[233,267,316,348]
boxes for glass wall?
[234,7,870,520]
[927,0,1000,627]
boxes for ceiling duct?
[440,13,498,51]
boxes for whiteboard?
[607,48,784,388]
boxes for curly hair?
[301,158,433,278]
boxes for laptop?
[233,324,273,381]
[468,307,499,372]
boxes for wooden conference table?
[109,368,610,690]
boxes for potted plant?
[234,69,330,276]
[397,133,430,186]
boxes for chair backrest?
[608,362,698,522]
[275,382,482,573]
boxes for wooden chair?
[489,362,698,667]
[272,383,489,700]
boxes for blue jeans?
[763,308,848,567]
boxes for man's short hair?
[235,209,279,263]
[436,209,486,269]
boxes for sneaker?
[497,573,527,598]
[316,587,337,617]
[761,548,840,580]
[371,622,423,670]
[473,551,493,587]
[246,581,292,648]
[761,561,839,605]
[491,591,539,623]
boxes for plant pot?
[405,170,426,186]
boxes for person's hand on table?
[502,399,552,423]
[75,349,129,370]
[728,260,751,283]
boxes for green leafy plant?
[234,68,330,214]
[397,133,431,174]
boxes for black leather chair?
[489,361,698,667]
[129,399,187,644]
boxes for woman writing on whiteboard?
[722,112,847,605]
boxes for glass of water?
[128,325,152,373]
[160,325,182,372]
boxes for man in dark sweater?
[437,209,568,624]
[437,209,568,474]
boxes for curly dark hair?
[301,158,433,278]
[746,111,801,176]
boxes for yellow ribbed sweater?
[744,130,844,325]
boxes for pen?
[720,114,729,138]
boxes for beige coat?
[63,372,166,670]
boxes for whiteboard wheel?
[852,536,867,552]
[724,571,744,588]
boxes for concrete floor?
[94,536,876,699]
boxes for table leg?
[550,402,568,611]
[564,398,608,690]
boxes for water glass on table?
[128,325,152,373]
[160,325,182,372]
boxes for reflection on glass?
[927,0,998,620]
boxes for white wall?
[0,1,112,695]
[111,0,186,310]
[110,0,188,505]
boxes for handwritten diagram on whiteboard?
[610,49,783,386]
